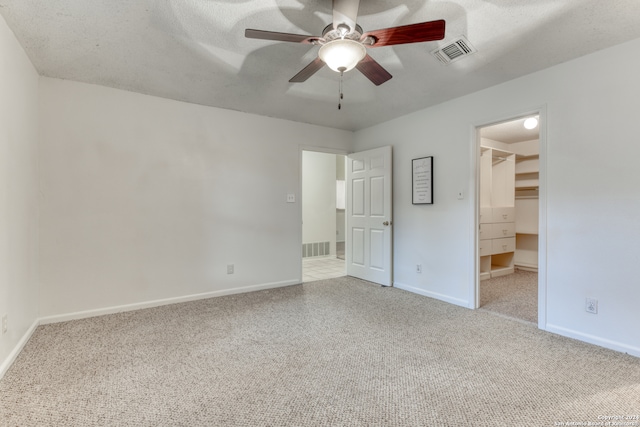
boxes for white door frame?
[470,106,548,329]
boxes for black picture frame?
[412,157,433,204]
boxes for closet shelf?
[515,184,538,190]
[515,189,539,198]
[515,153,539,160]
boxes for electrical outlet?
[585,298,598,314]
[416,264,422,273]
[227,264,234,274]
[2,315,7,335]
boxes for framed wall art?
[412,156,433,204]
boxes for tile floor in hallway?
[303,256,346,282]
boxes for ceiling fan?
[245,0,446,86]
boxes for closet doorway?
[476,115,543,324]
[301,150,347,282]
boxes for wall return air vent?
[431,36,477,64]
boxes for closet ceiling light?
[524,117,538,130]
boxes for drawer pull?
[502,245,507,250]
[502,214,508,219]
[502,229,507,235]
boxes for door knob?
[383,221,390,226]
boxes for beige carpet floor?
[480,270,538,323]
[1,276,639,426]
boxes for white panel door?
[346,146,393,286]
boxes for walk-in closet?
[479,117,539,323]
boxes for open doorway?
[301,150,346,282]
[477,115,541,323]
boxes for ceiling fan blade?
[356,55,392,86]
[362,19,445,47]
[289,58,326,83]
[245,29,317,44]
[333,0,360,32]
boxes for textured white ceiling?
[481,116,539,144]
[2,0,640,131]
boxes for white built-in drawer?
[492,207,515,223]
[479,223,491,240]
[491,222,515,239]
[479,240,491,256]
[492,237,516,255]
[480,207,493,224]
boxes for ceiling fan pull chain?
[338,67,345,110]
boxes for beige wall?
[0,14,40,377]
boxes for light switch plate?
[286,193,295,203]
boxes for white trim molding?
[39,280,300,325]
[546,323,640,358]
[393,281,470,308]
[0,319,40,380]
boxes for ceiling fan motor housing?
[321,23,364,42]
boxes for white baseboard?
[0,318,39,380]
[393,281,471,308]
[39,279,301,325]
[545,323,640,358]
[514,264,538,272]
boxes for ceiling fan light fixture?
[318,39,366,72]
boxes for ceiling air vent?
[431,36,477,64]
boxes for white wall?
[354,37,640,356]
[0,14,40,376]
[38,78,352,319]
[302,151,337,255]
